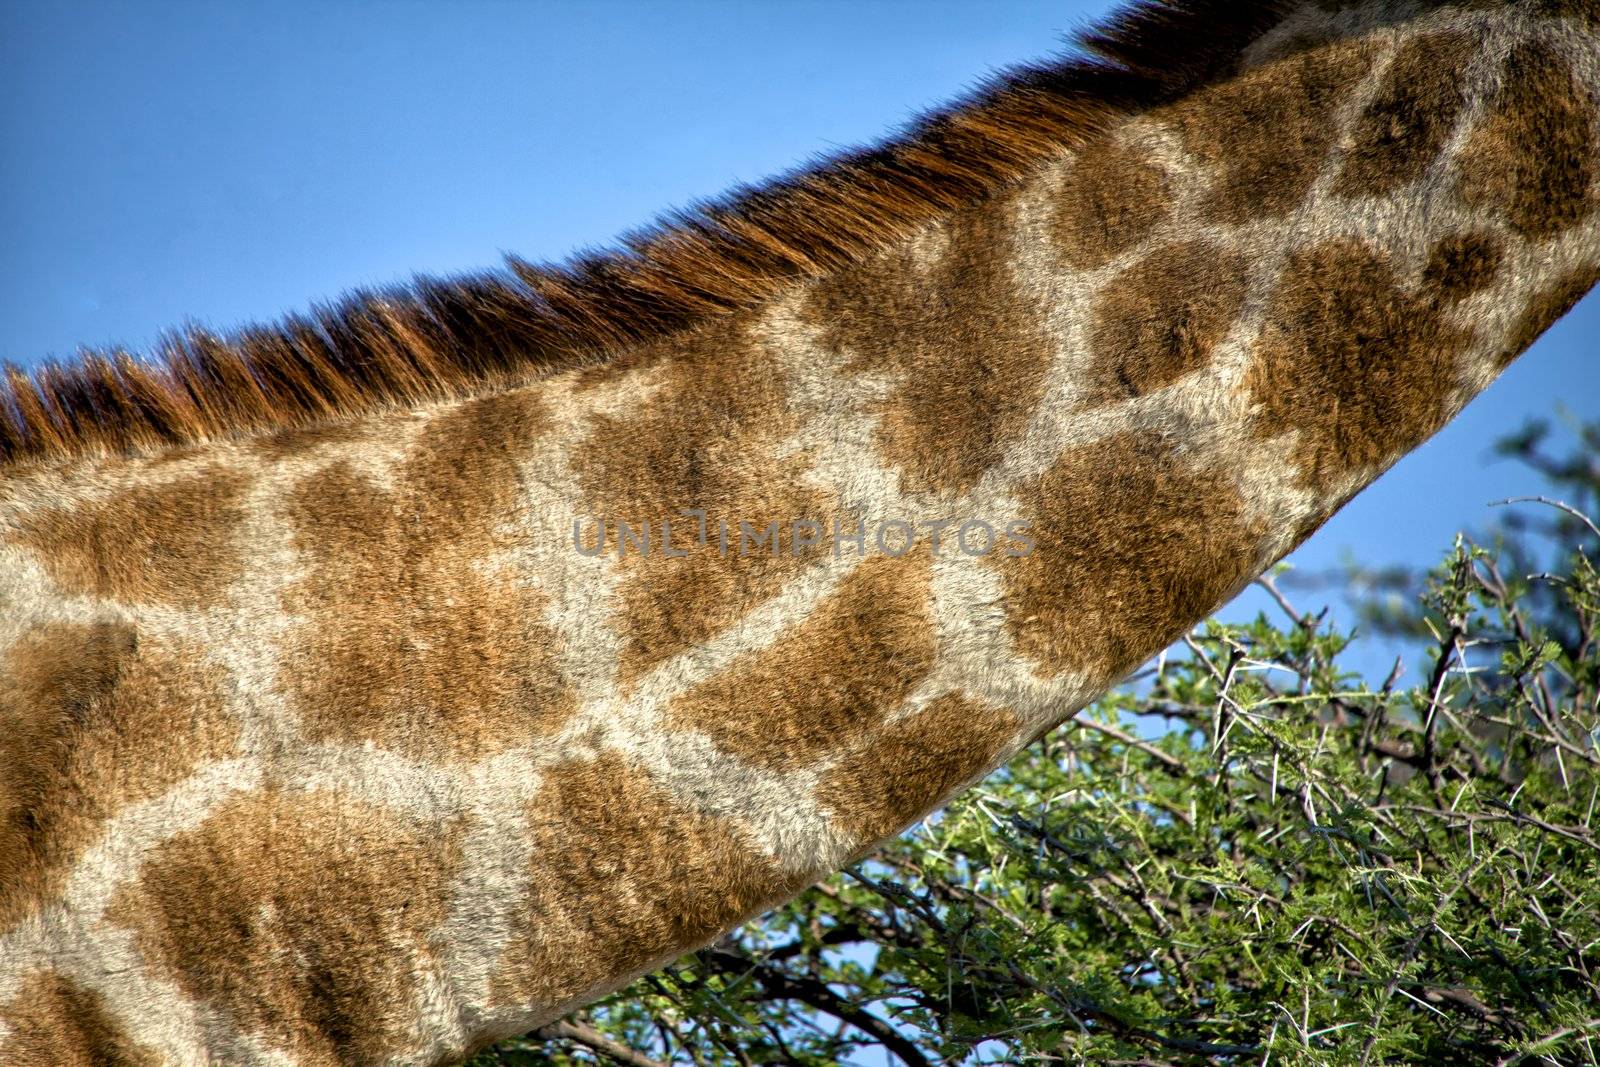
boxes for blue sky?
[3,0,1596,677]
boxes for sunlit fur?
[3,2,1600,1065]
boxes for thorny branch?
[480,465,1600,1067]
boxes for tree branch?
[700,948,932,1067]
[536,1019,667,1067]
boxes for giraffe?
[3,0,1599,1062]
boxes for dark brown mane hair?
[0,0,1295,467]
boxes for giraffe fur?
[3,2,1600,1063]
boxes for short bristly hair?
[0,0,1295,467]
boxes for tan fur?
[1000,431,1268,678]
[1460,40,1599,238]
[281,392,576,759]
[3,3,1600,1064]
[816,693,1023,844]
[11,471,250,609]
[664,551,937,773]
[1503,263,1600,365]
[1423,231,1507,302]
[0,624,237,933]
[107,790,464,1066]
[1175,36,1380,222]
[1246,237,1479,491]
[487,754,809,1012]
[1049,140,1176,270]
[0,973,160,1067]
[576,320,840,685]
[1085,241,1251,402]
[0,1,1293,468]
[1335,29,1479,196]
[807,192,1056,494]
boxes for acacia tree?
[477,418,1600,1067]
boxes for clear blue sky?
[3,0,1596,675]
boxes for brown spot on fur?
[999,431,1266,679]
[250,417,368,460]
[490,753,806,1012]
[1538,0,1600,27]
[807,193,1053,495]
[816,693,1020,846]
[10,468,250,609]
[1499,265,1600,368]
[0,622,236,932]
[1458,41,1598,239]
[665,551,936,773]
[1171,36,1377,224]
[1085,241,1250,402]
[0,971,160,1067]
[1050,141,1173,270]
[0,1,1293,469]
[1335,30,1477,198]
[578,319,837,686]
[1422,232,1505,303]
[108,789,461,1067]
[1250,22,1346,67]
[1434,0,1592,13]
[1246,238,1475,492]
[283,389,575,759]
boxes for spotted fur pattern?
[4,2,1600,1064]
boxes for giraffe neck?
[3,2,1599,1064]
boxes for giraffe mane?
[0,0,1296,467]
